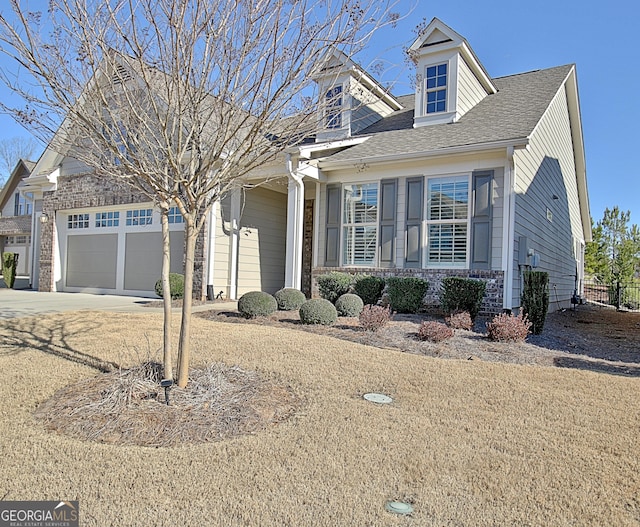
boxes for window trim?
[325,85,343,130]
[341,181,379,267]
[425,62,448,114]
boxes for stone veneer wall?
[311,267,505,315]
[40,172,207,299]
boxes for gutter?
[502,145,519,311]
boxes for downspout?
[285,153,305,290]
[503,146,517,311]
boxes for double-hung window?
[427,176,469,266]
[325,85,343,129]
[342,183,378,266]
[425,63,447,114]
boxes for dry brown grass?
[0,311,639,526]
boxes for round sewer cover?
[363,393,393,404]
[385,501,414,515]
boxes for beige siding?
[457,57,488,118]
[490,168,504,270]
[236,187,287,296]
[62,156,92,176]
[513,83,583,308]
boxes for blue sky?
[0,0,637,226]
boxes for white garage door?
[66,233,118,289]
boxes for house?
[0,159,36,283]
[23,18,590,313]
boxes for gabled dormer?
[409,18,497,128]
[314,50,402,142]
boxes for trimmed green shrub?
[154,273,185,299]
[418,321,454,343]
[299,298,337,325]
[316,272,353,303]
[521,270,549,334]
[359,305,392,332]
[335,293,364,317]
[238,291,277,318]
[385,276,429,313]
[2,252,18,289]
[274,288,306,311]
[486,312,531,342]
[439,277,486,320]
[353,274,385,306]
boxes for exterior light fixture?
[160,379,173,405]
[39,213,49,224]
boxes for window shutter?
[378,179,397,268]
[325,184,341,266]
[470,171,493,270]
[405,177,423,268]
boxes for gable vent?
[112,63,132,84]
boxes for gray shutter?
[324,184,341,267]
[405,177,423,268]
[470,170,493,270]
[378,179,397,268]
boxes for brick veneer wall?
[40,172,207,299]
[311,267,505,315]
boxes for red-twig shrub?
[445,310,473,330]
[486,313,531,342]
[359,305,392,332]
[417,321,454,343]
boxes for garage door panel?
[66,234,118,289]
[124,231,184,292]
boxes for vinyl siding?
[457,56,489,118]
[512,82,583,308]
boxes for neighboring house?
[24,18,590,312]
[0,159,36,279]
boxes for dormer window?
[325,85,343,129]
[426,63,447,113]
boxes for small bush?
[521,270,549,334]
[418,321,454,343]
[353,275,385,306]
[316,272,353,303]
[238,291,278,318]
[439,277,487,320]
[154,273,184,299]
[335,293,364,317]
[2,252,18,289]
[486,312,531,342]
[274,288,306,311]
[445,310,473,330]
[299,298,337,325]
[385,276,429,313]
[359,305,392,332]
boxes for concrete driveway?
[0,289,156,319]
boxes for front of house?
[22,18,590,313]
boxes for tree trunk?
[160,206,173,381]
[176,217,197,388]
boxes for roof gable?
[0,159,34,210]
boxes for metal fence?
[583,279,640,311]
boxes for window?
[95,211,120,228]
[168,206,184,224]
[126,208,153,226]
[342,183,378,266]
[13,192,31,216]
[325,85,343,129]
[427,176,469,265]
[425,63,447,114]
[15,235,28,244]
[68,213,90,229]
[5,236,14,245]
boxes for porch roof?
[0,215,32,236]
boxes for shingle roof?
[322,65,573,165]
[0,215,32,236]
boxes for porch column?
[228,190,241,300]
[284,171,305,290]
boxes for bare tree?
[0,135,39,185]
[0,0,400,387]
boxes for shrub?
[439,277,486,320]
[359,305,392,332]
[385,276,429,313]
[417,321,454,343]
[238,291,278,318]
[154,273,185,299]
[445,310,473,330]
[299,298,337,325]
[486,312,531,342]
[1,252,18,289]
[316,272,353,303]
[521,271,549,334]
[353,275,385,306]
[274,288,306,311]
[335,293,364,317]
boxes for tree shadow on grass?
[0,315,119,373]
[553,356,640,377]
